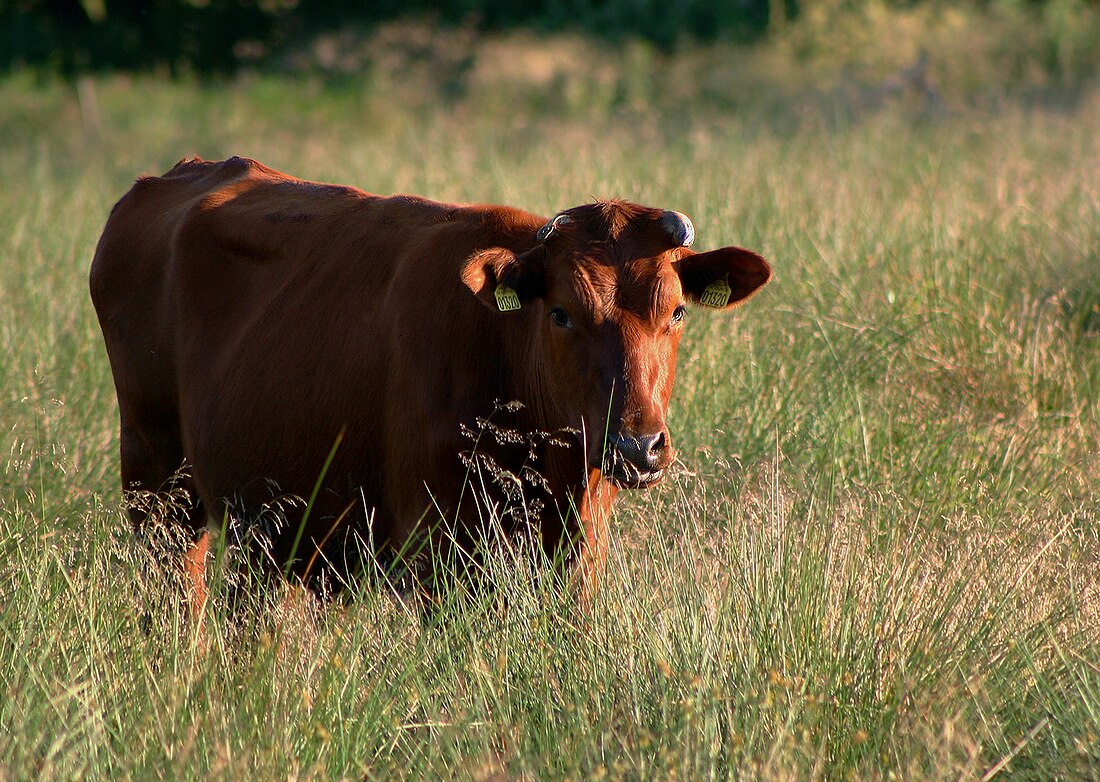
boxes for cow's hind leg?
[119,408,210,625]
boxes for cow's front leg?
[181,528,210,648]
[569,469,619,604]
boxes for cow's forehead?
[549,201,685,270]
[557,252,682,322]
[543,200,687,319]
[556,200,669,245]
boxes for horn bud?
[536,213,572,243]
[661,210,695,247]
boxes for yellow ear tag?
[494,285,522,312]
[699,275,732,308]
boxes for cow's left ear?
[461,247,546,312]
[674,246,772,310]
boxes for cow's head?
[462,201,770,488]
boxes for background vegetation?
[3,0,1100,77]
[1,2,1099,779]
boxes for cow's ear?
[461,247,546,312]
[675,246,771,310]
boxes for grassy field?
[2,24,1100,780]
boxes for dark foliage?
[0,0,787,74]
[1,0,290,74]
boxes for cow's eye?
[671,305,687,325]
[549,308,573,329]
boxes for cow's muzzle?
[602,431,671,489]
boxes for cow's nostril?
[611,431,668,471]
[637,432,666,468]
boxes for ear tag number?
[494,285,522,312]
[699,275,732,308]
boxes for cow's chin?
[602,462,665,489]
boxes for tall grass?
[1,27,1099,779]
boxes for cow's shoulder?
[367,196,542,244]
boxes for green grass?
[2,28,1100,780]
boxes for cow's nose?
[610,431,668,471]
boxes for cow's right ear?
[675,246,771,310]
[461,247,546,312]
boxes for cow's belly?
[178,351,388,559]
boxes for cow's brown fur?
[90,156,770,610]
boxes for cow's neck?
[507,321,620,571]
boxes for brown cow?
[90,156,770,611]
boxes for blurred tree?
[0,0,782,73]
[0,0,290,73]
[0,0,1092,76]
